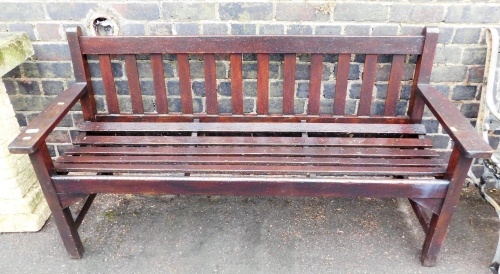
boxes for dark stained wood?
[9,83,88,154]
[73,135,433,148]
[80,36,425,55]
[66,27,96,120]
[333,54,351,115]
[57,155,445,167]
[74,194,97,229]
[230,54,243,114]
[177,53,193,114]
[411,198,443,215]
[150,54,168,113]
[54,162,446,176]
[94,114,412,124]
[99,55,120,114]
[417,84,493,158]
[409,199,430,233]
[10,27,493,264]
[79,122,427,134]
[58,193,88,208]
[358,54,378,116]
[52,176,448,199]
[283,54,296,114]
[420,146,473,266]
[63,146,439,158]
[384,54,405,116]
[28,143,84,259]
[124,54,144,114]
[257,54,269,114]
[308,54,323,115]
[203,54,218,114]
[408,27,439,121]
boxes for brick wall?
[1,1,499,174]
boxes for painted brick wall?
[1,1,499,174]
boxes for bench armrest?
[417,84,493,158]
[9,82,88,154]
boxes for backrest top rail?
[79,35,425,55]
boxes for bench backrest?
[67,27,438,123]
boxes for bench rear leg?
[420,147,472,266]
[29,143,84,259]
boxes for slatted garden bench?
[8,26,493,266]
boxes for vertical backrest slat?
[66,27,96,120]
[384,54,405,116]
[124,54,144,114]
[408,27,439,122]
[177,53,193,114]
[230,54,243,114]
[98,55,120,114]
[308,54,324,115]
[358,54,378,116]
[203,54,218,114]
[150,54,168,114]
[257,53,269,115]
[333,54,351,115]
[283,54,296,114]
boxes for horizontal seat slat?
[63,146,439,158]
[56,155,445,167]
[55,163,445,176]
[79,122,426,135]
[73,135,432,148]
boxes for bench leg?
[29,143,84,259]
[420,148,472,266]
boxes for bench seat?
[50,121,449,198]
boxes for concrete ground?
[1,186,499,274]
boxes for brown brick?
[0,3,44,20]
[8,23,35,40]
[112,3,160,20]
[220,3,273,21]
[390,4,445,23]
[276,3,329,21]
[33,43,71,61]
[162,2,215,20]
[446,5,500,24]
[47,2,97,20]
[334,3,389,22]
[36,24,62,41]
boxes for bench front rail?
[8,26,492,267]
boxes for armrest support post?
[8,82,88,154]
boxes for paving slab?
[0,186,498,274]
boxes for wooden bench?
[8,26,493,266]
